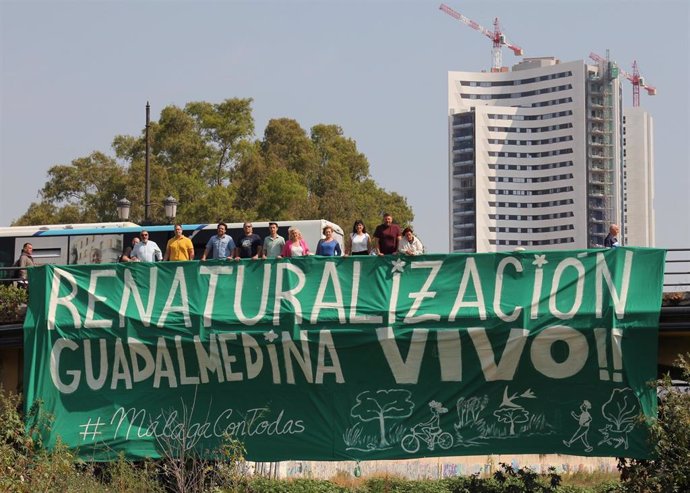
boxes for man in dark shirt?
[604,224,620,248]
[119,237,140,262]
[235,222,263,260]
[373,213,402,255]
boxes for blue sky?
[1,0,688,253]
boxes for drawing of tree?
[350,389,414,448]
[493,407,529,435]
[598,388,640,449]
[491,386,535,436]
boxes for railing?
[0,265,23,284]
[664,248,690,290]
[2,249,689,290]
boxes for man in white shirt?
[131,230,162,262]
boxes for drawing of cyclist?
[415,400,448,448]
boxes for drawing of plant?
[350,389,414,448]
[453,395,489,445]
[342,423,364,448]
[456,395,489,428]
[597,388,639,449]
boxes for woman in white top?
[346,219,372,256]
[398,227,424,256]
[280,228,311,257]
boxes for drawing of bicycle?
[401,400,454,453]
[400,425,453,453]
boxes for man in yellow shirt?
[164,224,195,261]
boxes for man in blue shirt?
[201,222,236,260]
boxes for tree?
[185,98,254,186]
[617,354,690,492]
[14,152,128,225]
[13,202,81,226]
[256,168,309,220]
[14,98,414,230]
[350,389,414,448]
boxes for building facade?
[448,57,631,252]
[623,107,655,247]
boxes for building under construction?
[447,56,654,252]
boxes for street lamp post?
[164,196,178,223]
[115,196,177,223]
[116,198,131,221]
[145,102,151,222]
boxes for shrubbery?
[617,354,690,493]
[0,284,27,323]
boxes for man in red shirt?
[373,213,402,255]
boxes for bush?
[0,389,162,493]
[0,284,27,323]
[617,353,690,492]
[0,388,102,492]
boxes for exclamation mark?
[611,328,623,382]
[594,328,609,381]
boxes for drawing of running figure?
[401,400,453,453]
[563,400,594,452]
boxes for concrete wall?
[276,454,617,479]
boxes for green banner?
[24,248,665,461]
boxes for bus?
[0,219,344,280]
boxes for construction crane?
[589,52,657,107]
[439,3,523,72]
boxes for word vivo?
[45,251,635,331]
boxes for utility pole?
[145,102,151,222]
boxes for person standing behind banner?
[235,222,263,260]
[604,224,620,248]
[164,224,195,261]
[346,219,371,256]
[373,212,402,255]
[280,227,311,257]
[316,226,342,256]
[15,242,34,288]
[398,227,424,256]
[132,230,162,262]
[262,222,285,259]
[120,237,140,262]
[201,222,236,260]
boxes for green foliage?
[12,99,413,231]
[232,466,613,493]
[36,151,128,223]
[103,454,163,493]
[617,353,690,493]
[256,168,309,220]
[0,389,99,492]
[246,477,350,492]
[492,462,561,492]
[0,284,27,323]
[1,390,159,492]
